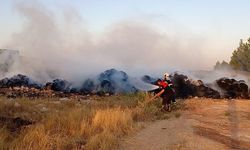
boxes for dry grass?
[0,127,11,150]
[92,108,133,134]
[0,93,181,150]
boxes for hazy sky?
[1,0,249,35]
[0,0,250,77]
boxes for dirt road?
[121,99,250,150]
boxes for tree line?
[214,38,250,72]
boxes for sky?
[0,0,250,80]
[1,0,249,35]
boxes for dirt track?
[121,99,250,150]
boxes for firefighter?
[152,79,175,111]
[163,73,176,103]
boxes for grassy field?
[0,93,184,150]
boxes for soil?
[121,99,250,150]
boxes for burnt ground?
[0,116,33,132]
[121,99,250,150]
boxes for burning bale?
[0,74,43,98]
[0,69,249,99]
[170,73,220,99]
[190,80,220,99]
[0,74,42,89]
[171,73,194,98]
[42,71,249,99]
[0,75,73,98]
[141,75,157,84]
[97,69,137,94]
[142,74,218,99]
[45,79,72,93]
[80,79,96,94]
[80,69,138,95]
[145,73,221,99]
[216,77,249,99]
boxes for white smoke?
[2,0,248,85]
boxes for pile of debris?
[0,69,249,99]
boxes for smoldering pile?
[142,73,249,99]
[216,78,249,98]
[0,69,138,98]
[0,69,249,99]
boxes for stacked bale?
[0,70,248,99]
[80,69,138,95]
[45,79,72,93]
[0,74,42,89]
[216,77,249,99]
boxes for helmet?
[163,73,170,80]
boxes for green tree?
[230,38,250,71]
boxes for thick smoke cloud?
[2,0,240,84]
